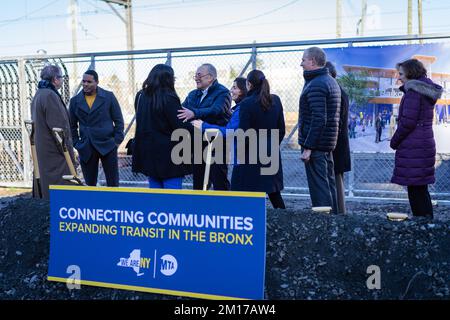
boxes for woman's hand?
[191,119,203,129]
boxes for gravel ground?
[0,189,29,210]
[0,195,449,300]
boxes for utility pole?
[336,0,342,38]
[408,0,413,43]
[102,0,135,105]
[70,0,78,89]
[360,0,367,36]
[418,0,423,44]
[356,0,367,36]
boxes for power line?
[0,0,302,31]
[134,0,301,30]
[0,0,61,28]
[133,5,450,32]
[2,1,450,29]
[0,0,282,25]
[2,0,450,40]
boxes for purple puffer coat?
[390,76,443,186]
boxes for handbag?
[125,138,135,156]
[125,92,142,156]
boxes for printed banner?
[325,42,450,117]
[47,186,266,300]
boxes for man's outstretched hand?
[177,107,195,123]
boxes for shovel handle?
[52,128,67,151]
[202,129,220,191]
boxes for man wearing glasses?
[30,65,76,199]
[69,70,124,187]
[178,63,232,190]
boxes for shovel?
[24,120,43,198]
[52,128,84,186]
[312,206,332,214]
[386,212,408,221]
[203,128,220,191]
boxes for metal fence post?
[90,55,96,70]
[18,58,32,187]
[72,55,97,97]
[251,46,257,70]
[165,51,172,66]
[348,152,355,198]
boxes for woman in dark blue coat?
[191,77,247,165]
[231,70,286,209]
[132,64,193,189]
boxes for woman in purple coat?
[391,59,443,218]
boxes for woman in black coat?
[326,62,351,214]
[231,70,286,209]
[132,64,193,189]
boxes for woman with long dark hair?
[231,70,286,209]
[132,64,193,189]
[391,59,442,219]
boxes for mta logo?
[160,254,178,276]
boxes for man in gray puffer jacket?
[299,47,341,214]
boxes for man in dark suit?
[69,70,124,186]
[177,63,231,190]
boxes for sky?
[1,0,450,57]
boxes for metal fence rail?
[1,33,450,201]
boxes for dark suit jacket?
[69,87,124,162]
[181,80,231,126]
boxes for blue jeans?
[148,176,183,189]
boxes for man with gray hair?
[298,47,341,214]
[178,63,231,190]
[30,65,76,199]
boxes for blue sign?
[48,186,266,300]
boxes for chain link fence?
[1,35,449,201]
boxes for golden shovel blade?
[63,175,76,181]
[386,212,408,221]
[312,206,332,214]
[62,175,83,185]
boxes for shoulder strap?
[135,91,143,113]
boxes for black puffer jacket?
[298,67,341,152]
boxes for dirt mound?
[0,196,449,300]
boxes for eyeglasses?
[56,75,63,79]
[193,73,210,80]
